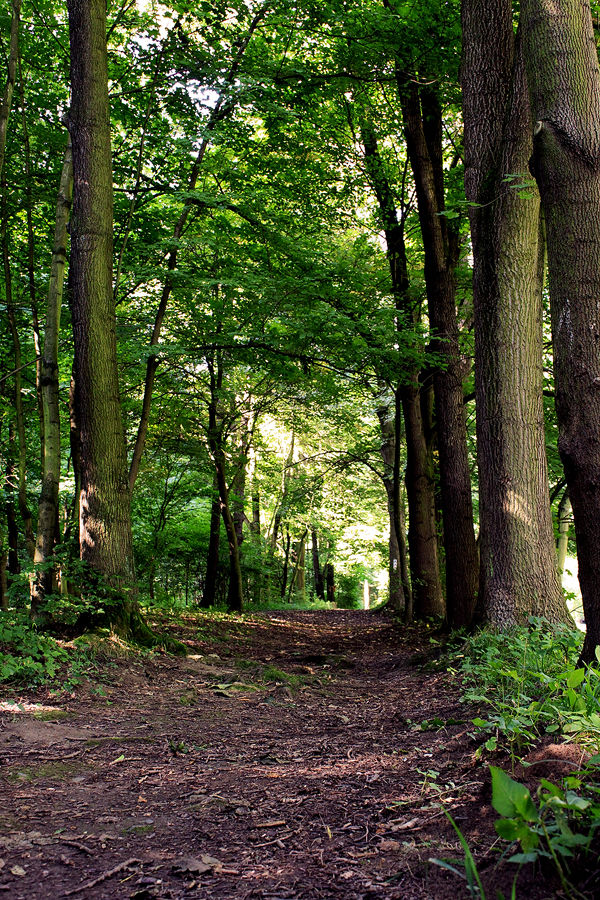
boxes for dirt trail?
[0,610,555,899]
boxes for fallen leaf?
[173,854,223,876]
[379,839,401,851]
[389,817,420,832]
[10,866,26,877]
[173,858,211,875]
[0,860,4,871]
[110,754,125,765]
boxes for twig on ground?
[62,858,141,896]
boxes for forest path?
[0,610,547,899]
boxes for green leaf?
[566,668,585,689]
[508,851,539,864]
[490,767,539,822]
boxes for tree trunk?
[399,79,479,627]
[557,489,572,577]
[202,475,221,608]
[461,3,566,626]
[206,353,243,613]
[401,380,444,617]
[523,0,600,660]
[67,366,81,539]
[0,0,20,178]
[67,0,142,636]
[31,138,73,617]
[0,547,7,610]
[2,182,34,560]
[281,528,291,600]
[5,422,19,575]
[311,528,325,600]
[360,116,444,618]
[251,488,260,538]
[376,395,405,614]
[326,562,335,605]
[18,55,44,461]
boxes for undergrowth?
[437,617,600,898]
[452,618,600,758]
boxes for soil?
[0,609,592,899]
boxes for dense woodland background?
[2,0,600,659]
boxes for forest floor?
[0,609,586,899]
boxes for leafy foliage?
[455,619,600,758]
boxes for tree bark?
[0,0,20,178]
[311,528,325,600]
[461,3,566,626]
[67,0,141,634]
[17,54,44,459]
[206,353,243,612]
[399,79,479,627]
[326,562,335,605]
[522,0,600,660]
[360,117,444,618]
[557,489,572,577]
[31,138,73,617]
[201,475,221,608]
[376,395,405,614]
[5,421,19,575]
[2,180,34,560]
[280,528,291,600]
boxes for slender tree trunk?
[399,79,479,627]
[230,407,251,550]
[376,396,405,613]
[311,528,325,600]
[202,475,221,608]
[17,54,43,457]
[31,138,73,617]
[280,528,291,600]
[206,354,243,613]
[0,547,7,610]
[557,489,572,577]
[2,180,34,560]
[461,4,566,626]
[523,0,600,660]
[0,0,20,178]
[401,380,444,616]
[360,117,444,618]
[5,422,19,575]
[394,388,413,619]
[67,366,81,539]
[287,531,306,603]
[67,0,143,636]
[326,562,335,605]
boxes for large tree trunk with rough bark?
[67,0,144,636]
[461,2,567,626]
[523,0,600,660]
